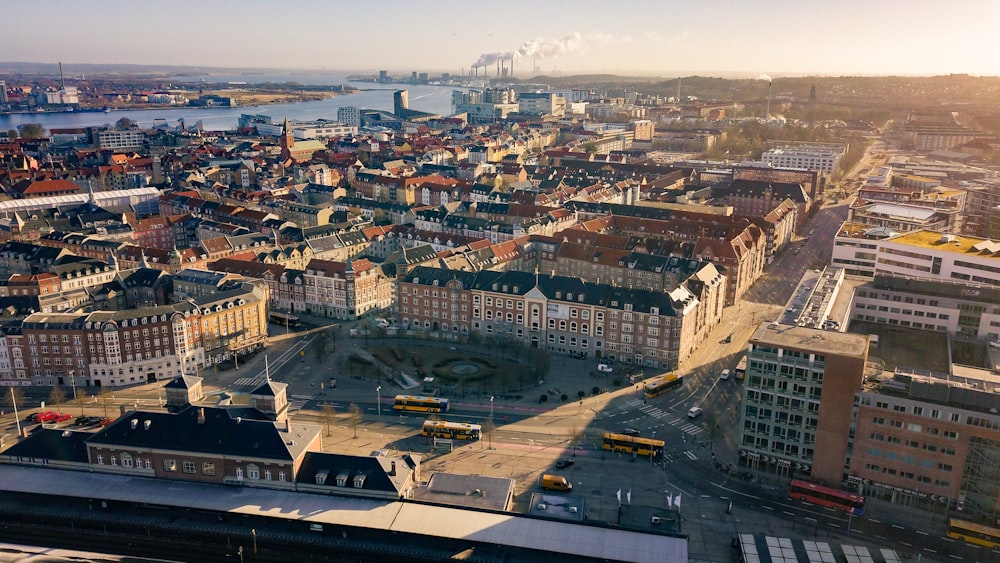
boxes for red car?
[37,411,60,423]
[54,413,73,423]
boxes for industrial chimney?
[766,80,773,120]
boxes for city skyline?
[6,0,1000,78]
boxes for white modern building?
[832,225,1000,287]
[851,274,1000,340]
[337,106,361,128]
[761,144,845,174]
[98,129,144,151]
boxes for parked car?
[597,364,613,373]
[37,411,60,423]
[54,413,72,423]
[98,417,114,427]
[687,407,703,419]
[74,416,94,426]
[555,458,575,469]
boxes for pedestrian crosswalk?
[288,394,312,412]
[661,450,699,463]
[233,374,266,387]
[620,398,704,435]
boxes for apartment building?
[739,323,870,485]
[851,369,1000,523]
[0,278,267,387]
[398,266,703,369]
[301,258,393,320]
[98,129,145,151]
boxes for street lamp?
[490,396,494,421]
[376,386,381,417]
[251,528,257,554]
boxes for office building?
[739,323,869,484]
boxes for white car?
[720,369,731,381]
[687,407,703,419]
[597,364,613,373]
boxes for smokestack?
[496,59,500,78]
[677,77,681,102]
[766,81,772,120]
[59,62,65,89]
[510,57,514,79]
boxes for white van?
[687,407,703,419]
[720,369,731,381]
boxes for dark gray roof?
[163,375,203,390]
[87,407,313,461]
[296,452,410,496]
[1,428,92,464]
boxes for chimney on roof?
[285,416,292,433]
[389,461,396,476]
[197,407,205,425]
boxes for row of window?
[863,463,950,488]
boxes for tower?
[279,116,294,160]
[393,90,409,116]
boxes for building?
[337,106,361,128]
[739,323,869,484]
[851,274,1000,341]
[98,129,145,152]
[851,367,1000,523]
[393,90,409,116]
[760,143,845,174]
[518,92,566,117]
[398,266,704,369]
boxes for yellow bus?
[644,373,684,399]
[946,518,1000,549]
[393,395,450,413]
[421,420,482,440]
[602,432,665,458]
[735,354,747,380]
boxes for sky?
[6,0,1000,78]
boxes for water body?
[0,73,462,131]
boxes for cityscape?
[1,4,1000,563]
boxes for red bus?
[789,479,864,515]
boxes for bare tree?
[320,402,336,437]
[48,386,66,409]
[482,418,495,450]
[347,403,362,439]
[98,386,114,419]
[3,386,24,415]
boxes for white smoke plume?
[758,74,773,83]
[471,32,619,68]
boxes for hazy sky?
[7,0,999,77]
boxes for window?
[183,461,196,474]
[163,459,177,472]
[121,453,133,468]
[202,462,216,476]
[247,464,260,480]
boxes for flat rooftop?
[751,323,869,358]
[888,230,1000,259]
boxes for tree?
[482,418,495,450]
[98,386,114,419]
[3,386,24,414]
[5,129,17,142]
[347,403,362,439]
[48,386,66,409]
[320,402,336,437]
[115,117,136,130]
[18,123,46,139]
